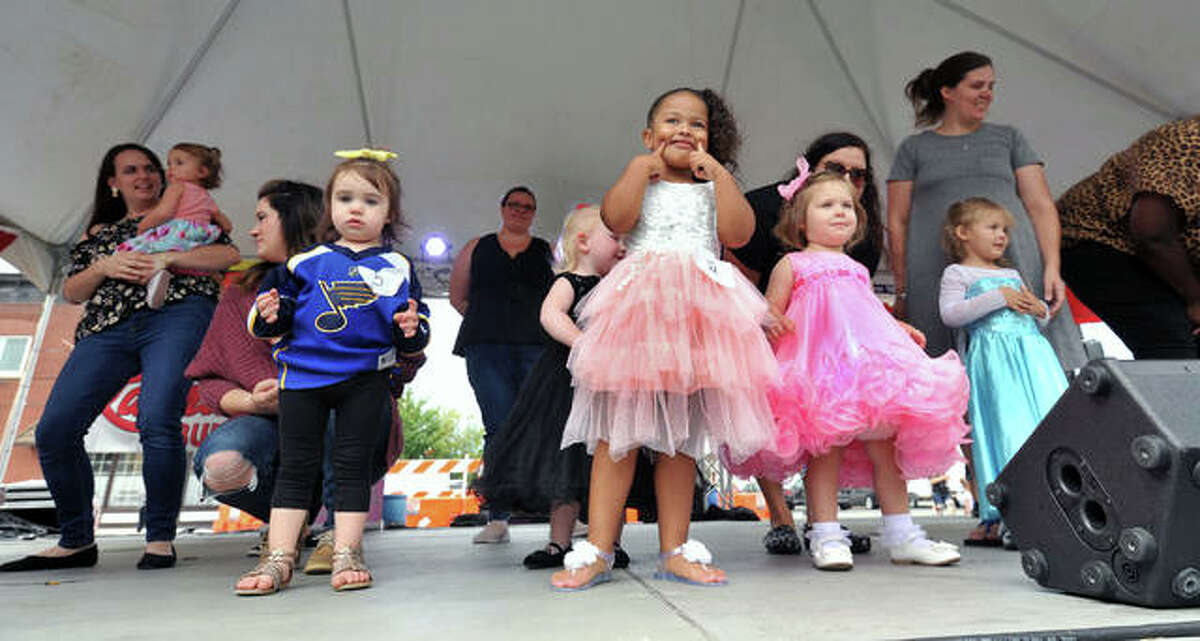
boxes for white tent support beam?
[342,0,374,147]
[133,0,242,143]
[0,294,56,486]
[807,0,894,157]
[719,0,747,97]
[933,0,1182,120]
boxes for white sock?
[807,521,844,543]
[881,513,921,547]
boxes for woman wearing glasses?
[728,131,885,556]
[886,51,1084,368]
[450,186,554,545]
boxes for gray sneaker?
[472,521,510,544]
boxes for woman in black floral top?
[1,144,239,573]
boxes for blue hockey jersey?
[247,243,430,389]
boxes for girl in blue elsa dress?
[938,197,1068,546]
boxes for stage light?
[422,234,450,259]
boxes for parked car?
[783,480,805,510]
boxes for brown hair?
[237,179,324,291]
[646,87,741,174]
[320,158,405,245]
[904,51,993,127]
[773,172,866,250]
[941,197,1015,264]
[172,143,223,189]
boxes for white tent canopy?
[2,0,1194,292]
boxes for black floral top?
[68,217,230,341]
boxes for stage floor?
[3,512,1200,640]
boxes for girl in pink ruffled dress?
[731,167,970,571]
[551,87,778,591]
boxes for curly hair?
[646,87,741,174]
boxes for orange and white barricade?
[383,459,482,528]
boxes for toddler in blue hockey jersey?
[236,149,428,596]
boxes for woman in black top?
[727,132,884,557]
[449,185,554,543]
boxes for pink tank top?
[175,181,217,225]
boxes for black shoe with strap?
[136,544,177,570]
[0,545,98,572]
[524,542,570,569]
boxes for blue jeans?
[36,296,215,547]
[464,342,543,521]
[192,414,281,523]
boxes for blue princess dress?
[939,264,1068,522]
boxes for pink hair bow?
[777,156,811,201]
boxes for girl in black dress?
[474,206,633,569]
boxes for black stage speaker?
[989,359,1200,608]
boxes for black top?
[731,183,882,292]
[68,217,230,341]
[453,233,554,355]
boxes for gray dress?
[888,123,1085,370]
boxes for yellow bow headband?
[334,148,398,162]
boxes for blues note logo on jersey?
[314,280,377,332]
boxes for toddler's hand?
[393,299,419,338]
[762,307,795,343]
[688,142,720,181]
[635,140,668,182]
[255,289,280,324]
[1021,285,1049,318]
[897,320,927,349]
[213,210,234,234]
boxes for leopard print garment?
[68,217,228,341]
[1057,116,1200,263]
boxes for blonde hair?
[941,197,1015,264]
[772,171,866,250]
[555,205,603,273]
[171,143,222,189]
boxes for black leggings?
[274,371,391,512]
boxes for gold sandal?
[331,545,373,591]
[235,549,294,596]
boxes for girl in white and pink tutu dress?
[551,87,778,591]
[729,166,971,571]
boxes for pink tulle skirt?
[561,251,779,463]
[725,252,970,486]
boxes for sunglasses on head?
[823,161,868,183]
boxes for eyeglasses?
[504,202,536,213]
[823,161,869,184]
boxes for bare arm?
[61,226,159,303]
[711,166,755,249]
[161,242,240,272]
[724,248,761,287]
[1015,165,1066,314]
[602,144,665,235]
[1128,194,1200,330]
[136,183,186,234]
[539,278,580,347]
[886,180,914,315]
[448,237,478,316]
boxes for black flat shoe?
[523,542,569,569]
[136,545,176,570]
[613,543,630,569]
[0,545,98,572]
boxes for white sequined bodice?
[625,181,719,258]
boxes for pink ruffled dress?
[561,181,779,463]
[727,250,970,487]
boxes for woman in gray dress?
[886,51,1084,369]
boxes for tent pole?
[719,0,746,97]
[342,0,374,147]
[0,294,55,485]
[807,0,894,157]
[932,0,1182,120]
[133,0,242,142]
